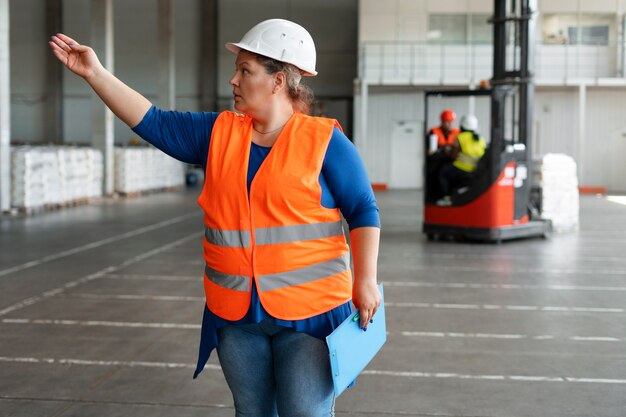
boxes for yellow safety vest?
[453,131,486,173]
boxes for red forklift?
[423,0,551,243]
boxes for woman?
[49,18,381,417]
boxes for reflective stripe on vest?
[258,253,350,292]
[455,153,480,170]
[205,227,251,248]
[205,221,344,248]
[255,221,343,245]
[204,264,250,292]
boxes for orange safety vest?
[197,111,353,321]
[431,126,460,147]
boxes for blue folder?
[326,284,386,397]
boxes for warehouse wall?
[356,89,491,188]
[9,0,201,145]
[540,0,626,14]
[216,0,357,133]
[360,87,626,192]
[8,0,357,145]
[9,0,49,143]
[584,88,626,193]
[355,90,422,186]
[217,0,357,99]
[359,0,492,43]
[61,0,203,145]
[356,0,626,192]
[359,0,626,44]
[8,0,625,191]
[533,89,579,160]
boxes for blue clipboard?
[326,284,386,397]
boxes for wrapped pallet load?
[11,145,103,211]
[114,146,185,194]
[11,147,47,209]
[533,153,579,233]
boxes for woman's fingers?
[50,46,67,61]
[48,40,64,53]
[50,34,74,53]
[353,278,382,329]
[50,34,89,58]
[359,310,371,329]
[49,34,94,75]
[358,302,381,330]
[48,41,69,62]
[55,33,80,47]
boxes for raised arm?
[49,33,151,128]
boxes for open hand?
[48,33,103,80]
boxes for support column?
[578,83,586,185]
[158,0,175,109]
[615,9,622,77]
[199,0,218,111]
[45,0,63,143]
[91,0,114,195]
[359,80,369,169]
[0,0,10,211]
[468,81,476,116]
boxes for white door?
[389,120,422,189]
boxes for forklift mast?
[491,0,537,220]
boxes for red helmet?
[440,109,456,122]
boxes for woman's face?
[229,50,275,115]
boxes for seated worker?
[425,109,460,202]
[436,114,486,206]
[428,109,460,156]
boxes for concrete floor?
[1,188,625,417]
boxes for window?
[568,26,609,45]
[428,14,492,44]
[470,14,492,45]
[542,14,614,45]
[428,15,466,44]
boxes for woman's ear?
[273,71,286,94]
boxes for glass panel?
[471,14,492,45]
[568,26,609,45]
[542,14,575,44]
[428,14,467,44]
[542,13,614,45]
[504,91,518,144]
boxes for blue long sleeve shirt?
[132,106,380,377]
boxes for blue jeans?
[217,319,335,417]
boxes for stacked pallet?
[114,147,185,194]
[533,153,579,233]
[57,147,104,200]
[11,146,103,210]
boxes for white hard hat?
[461,115,479,131]
[226,18,317,76]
